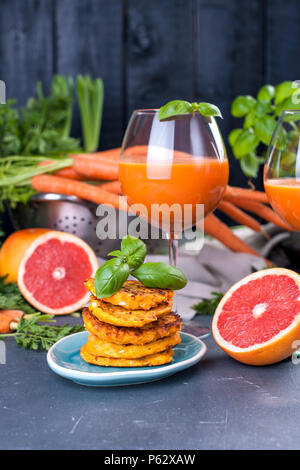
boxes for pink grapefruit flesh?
[18,231,98,314]
[212,268,300,365]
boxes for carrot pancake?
[88,295,172,327]
[82,308,182,345]
[84,332,181,359]
[80,345,174,367]
[84,278,173,310]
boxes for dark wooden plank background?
[1,0,300,187]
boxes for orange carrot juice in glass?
[119,146,229,233]
[264,179,300,231]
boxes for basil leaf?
[275,96,300,119]
[243,109,256,129]
[254,116,277,145]
[94,258,130,298]
[108,250,123,258]
[121,235,146,269]
[158,100,222,120]
[275,81,294,105]
[233,129,259,158]
[194,102,223,118]
[228,128,243,147]
[132,262,187,290]
[257,85,275,102]
[240,153,264,178]
[255,101,271,118]
[158,100,191,120]
[231,95,256,117]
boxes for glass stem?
[168,232,179,313]
[168,232,179,267]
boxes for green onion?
[77,75,104,153]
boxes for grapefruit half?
[18,231,98,315]
[212,268,300,366]
[0,228,50,283]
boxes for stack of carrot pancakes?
[80,279,182,367]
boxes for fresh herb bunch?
[0,76,80,211]
[0,313,84,351]
[94,235,187,298]
[0,77,80,158]
[158,100,222,121]
[20,76,79,156]
[229,81,300,178]
[0,100,21,157]
[192,292,223,316]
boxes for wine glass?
[119,109,228,332]
[264,110,300,231]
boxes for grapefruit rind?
[212,268,300,366]
[18,231,99,315]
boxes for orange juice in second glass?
[119,149,229,233]
[264,178,300,231]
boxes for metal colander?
[8,193,165,257]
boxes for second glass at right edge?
[264,110,300,231]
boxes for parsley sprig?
[0,276,84,351]
[0,313,84,351]
[192,292,223,316]
[0,275,37,313]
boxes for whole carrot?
[226,198,294,232]
[72,153,119,180]
[0,310,23,321]
[218,200,264,234]
[203,213,264,258]
[0,314,13,334]
[224,186,269,204]
[100,181,122,194]
[31,174,129,212]
[55,166,84,180]
[91,147,121,160]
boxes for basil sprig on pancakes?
[94,235,187,298]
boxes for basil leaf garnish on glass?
[158,100,223,121]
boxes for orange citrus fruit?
[17,230,98,315]
[0,228,50,283]
[212,268,300,366]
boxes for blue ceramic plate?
[47,331,207,387]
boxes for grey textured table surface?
[1,315,300,450]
